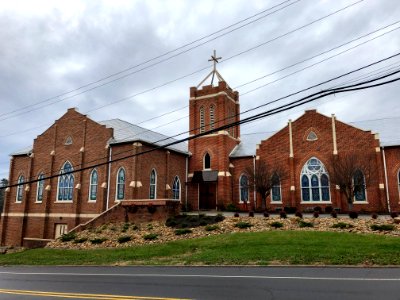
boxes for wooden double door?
[199,182,217,210]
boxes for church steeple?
[196,50,229,88]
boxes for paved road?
[0,266,400,299]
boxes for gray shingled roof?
[10,146,33,156]
[230,131,276,157]
[99,119,188,154]
[351,117,400,147]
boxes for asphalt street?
[0,266,399,300]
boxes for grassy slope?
[1,231,400,266]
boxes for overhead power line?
[0,0,363,123]
[3,60,399,188]
[0,0,300,121]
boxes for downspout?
[106,146,112,210]
[253,155,256,208]
[382,146,391,213]
[185,156,188,210]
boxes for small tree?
[328,153,375,210]
[0,178,8,213]
[245,161,286,210]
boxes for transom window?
[149,169,157,199]
[57,161,74,201]
[239,174,249,203]
[354,170,367,202]
[172,176,180,200]
[116,168,125,200]
[200,106,205,133]
[301,157,330,202]
[204,153,211,169]
[36,173,45,202]
[16,175,24,202]
[271,173,281,202]
[89,169,98,201]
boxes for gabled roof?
[99,119,188,154]
[351,117,400,147]
[230,131,276,157]
[10,146,32,156]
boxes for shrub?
[331,211,337,218]
[181,223,188,228]
[314,206,322,213]
[175,228,193,235]
[269,221,283,229]
[371,213,378,219]
[325,206,333,213]
[147,204,156,214]
[117,236,132,243]
[248,211,254,217]
[147,224,153,230]
[205,225,219,231]
[295,211,303,219]
[370,224,395,231]
[165,217,177,227]
[234,221,253,229]
[60,232,76,242]
[214,213,225,222]
[73,237,87,244]
[110,226,116,231]
[122,223,130,231]
[279,211,287,219]
[298,220,313,228]
[284,207,296,214]
[90,238,107,244]
[332,222,354,229]
[234,212,240,217]
[143,233,159,240]
[390,212,399,219]
[132,224,139,230]
[226,203,238,212]
[313,211,319,218]
[263,211,269,218]
[349,211,358,219]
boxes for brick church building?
[1,65,400,246]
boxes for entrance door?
[55,224,68,239]
[199,183,216,210]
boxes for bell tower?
[187,51,240,210]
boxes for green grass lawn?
[1,231,400,266]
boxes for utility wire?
[0,0,363,123]
[3,63,399,188]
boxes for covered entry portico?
[191,170,218,210]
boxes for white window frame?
[149,169,157,199]
[116,167,125,200]
[172,176,181,200]
[89,169,98,202]
[300,157,331,203]
[16,175,24,203]
[209,105,215,130]
[271,174,282,203]
[36,173,45,203]
[56,161,74,203]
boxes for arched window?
[271,173,281,202]
[57,161,74,201]
[89,169,98,201]
[209,105,215,130]
[354,170,366,201]
[172,176,180,200]
[301,157,330,202]
[199,106,205,133]
[36,173,44,202]
[239,174,249,203]
[16,175,24,202]
[204,152,211,169]
[149,169,157,199]
[116,168,125,200]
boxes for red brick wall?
[383,146,400,212]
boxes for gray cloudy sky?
[1,0,400,179]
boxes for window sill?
[270,201,283,204]
[88,200,97,203]
[55,200,73,203]
[353,201,368,204]
[15,201,22,204]
[35,201,43,204]
[300,201,332,204]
